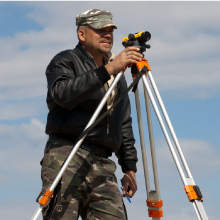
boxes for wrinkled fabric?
[41,138,127,220]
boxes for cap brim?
[89,20,117,29]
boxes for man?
[41,9,143,220]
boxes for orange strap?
[147,199,163,208]
[39,189,54,206]
[147,199,163,218]
[148,209,163,218]
[132,58,151,77]
[184,185,203,202]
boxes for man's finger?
[129,55,142,61]
[125,46,140,52]
[127,189,134,198]
[126,53,143,64]
[122,184,128,196]
[125,50,143,57]
[124,173,137,198]
[127,53,143,59]
[127,184,136,198]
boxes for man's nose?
[103,32,112,38]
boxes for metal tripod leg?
[147,71,208,220]
[133,78,151,196]
[141,72,208,220]
[147,71,193,180]
[133,78,163,219]
[31,71,124,220]
[143,85,161,201]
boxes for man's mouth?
[100,41,111,45]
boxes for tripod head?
[122,31,151,54]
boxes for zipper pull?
[107,124,109,134]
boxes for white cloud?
[0,118,47,175]
[154,138,220,175]
[0,101,47,120]
[0,1,220,103]
[0,117,46,142]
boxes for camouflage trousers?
[41,138,127,220]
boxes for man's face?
[79,25,114,56]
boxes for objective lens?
[140,31,151,42]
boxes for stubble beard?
[98,38,113,55]
[84,41,112,56]
[98,44,112,55]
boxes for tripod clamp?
[133,58,151,76]
[184,185,203,202]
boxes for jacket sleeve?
[46,56,110,110]
[115,93,138,173]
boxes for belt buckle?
[57,205,62,212]
[93,146,107,158]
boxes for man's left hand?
[122,170,137,198]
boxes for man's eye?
[98,29,114,33]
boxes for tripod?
[122,31,208,219]
[131,58,208,220]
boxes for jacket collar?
[76,42,93,59]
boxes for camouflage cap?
[76,9,117,29]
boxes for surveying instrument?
[31,31,208,220]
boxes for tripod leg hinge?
[39,189,54,206]
[132,58,151,77]
[136,58,151,72]
[147,199,163,217]
[184,185,203,202]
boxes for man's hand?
[122,170,137,198]
[105,47,143,75]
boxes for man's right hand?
[105,46,143,75]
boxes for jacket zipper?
[91,57,112,135]
[106,80,121,135]
[106,90,111,134]
[107,123,110,134]
[106,82,112,135]
[107,111,114,135]
[107,113,110,134]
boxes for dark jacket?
[45,42,137,172]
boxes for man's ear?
[78,29,86,42]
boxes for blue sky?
[0,2,43,37]
[0,2,219,220]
